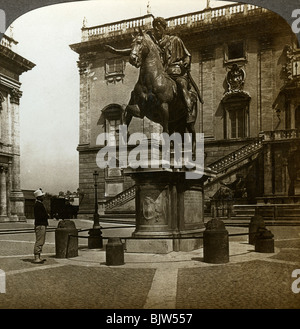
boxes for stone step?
[102,211,135,217]
[99,218,135,225]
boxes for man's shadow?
[22,258,44,264]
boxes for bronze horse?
[106,30,199,154]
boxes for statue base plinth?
[124,167,213,253]
[126,238,173,254]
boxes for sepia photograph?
[0,0,299,317]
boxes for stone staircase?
[100,137,300,226]
[229,204,300,226]
[101,138,264,223]
[100,185,136,224]
[105,185,136,212]
[210,203,300,226]
[206,137,263,186]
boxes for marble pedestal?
[125,168,211,253]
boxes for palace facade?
[70,3,300,221]
[0,34,35,221]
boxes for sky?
[8,0,234,194]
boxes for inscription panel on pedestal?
[184,189,203,224]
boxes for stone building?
[0,34,35,221]
[70,3,300,221]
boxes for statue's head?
[153,17,167,40]
[130,33,149,68]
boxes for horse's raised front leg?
[124,104,142,126]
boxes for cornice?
[0,73,21,90]
[0,45,35,75]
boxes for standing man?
[33,189,49,264]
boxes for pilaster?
[263,143,273,196]
[259,34,274,132]
[0,166,8,221]
[8,87,25,221]
[77,52,96,146]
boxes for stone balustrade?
[82,14,153,41]
[209,138,263,173]
[0,34,18,50]
[82,3,264,41]
[263,129,300,141]
[105,185,136,210]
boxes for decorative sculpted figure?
[226,63,245,92]
[105,17,203,158]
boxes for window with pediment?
[222,64,251,139]
[226,105,248,139]
[100,104,123,145]
[224,41,247,64]
[105,57,126,84]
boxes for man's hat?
[34,189,45,198]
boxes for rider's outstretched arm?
[104,45,131,56]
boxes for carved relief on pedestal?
[140,187,167,224]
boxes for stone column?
[0,166,8,221]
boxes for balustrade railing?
[0,34,17,50]
[82,14,153,41]
[82,3,265,41]
[263,129,300,141]
[105,185,136,210]
[208,138,263,173]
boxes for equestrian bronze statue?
[105,17,203,157]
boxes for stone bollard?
[55,220,78,258]
[106,238,124,266]
[249,215,265,245]
[255,227,275,253]
[88,228,103,249]
[203,218,229,264]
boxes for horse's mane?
[141,30,165,68]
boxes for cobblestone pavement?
[0,220,299,311]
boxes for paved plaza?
[0,219,300,311]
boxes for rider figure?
[152,17,193,114]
